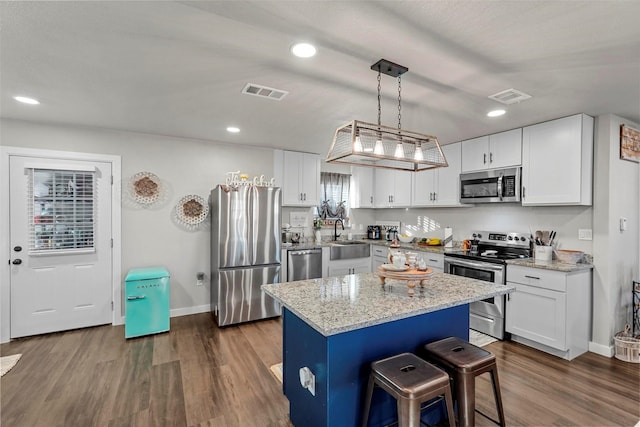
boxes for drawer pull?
[524,275,540,280]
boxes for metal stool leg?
[397,397,421,427]
[490,367,506,427]
[455,372,476,427]
[443,385,456,427]
[361,373,375,427]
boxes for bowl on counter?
[397,234,413,243]
[555,249,584,264]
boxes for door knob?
[13,246,22,252]
[12,259,22,265]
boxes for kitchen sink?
[329,241,370,260]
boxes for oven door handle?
[445,257,504,272]
[497,173,504,201]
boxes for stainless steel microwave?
[459,167,521,203]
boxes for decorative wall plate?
[128,171,164,205]
[175,194,209,228]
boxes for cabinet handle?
[429,259,437,262]
[370,196,373,204]
[522,186,526,198]
[524,275,540,280]
[304,193,307,201]
[490,152,493,163]
[433,192,437,201]
[300,192,303,201]
[483,153,487,164]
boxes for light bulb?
[394,142,405,158]
[353,136,363,152]
[414,144,424,161]
[374,139,384,155]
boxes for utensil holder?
[534,246,553,264]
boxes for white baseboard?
[170,304,211,318]
[114,305,211,327]
[588,340,614,358]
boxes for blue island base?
[283,305,469,427]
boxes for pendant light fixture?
[326,59,448,172]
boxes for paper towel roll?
[444,227,453,248]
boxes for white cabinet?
[505,264,591,360]
[461,129,522,172]
[374,169,412,208]
[350,166,375,208]
[278,150,320,206]
[371,245,388,272]
[421,252,444,273]
[328,257,371,277]
[412,142,468,207]
[521,114,593,206]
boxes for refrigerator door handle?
[127,295,146,300]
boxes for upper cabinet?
[461,128,522,172]
[412,142,469,207]
[350,166,375,208]
[521,114,593,206]
[274,150,320,207]
[374,169,412,208]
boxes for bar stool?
[422,337,506,427]
[361,352,455,427]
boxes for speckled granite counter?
[263,272,514,337]
[265,272,511,427]
[507,258,593,272]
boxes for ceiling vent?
[242,83,288,101]
[488,88,532,105]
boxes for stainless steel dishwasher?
[287,248,323,281]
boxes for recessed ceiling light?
[226,126,240,133]
[13,96,40,105]
[291,42,316,58]
[487,109,506,117]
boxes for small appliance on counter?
[367,225,381,240]
[385,227,398,241]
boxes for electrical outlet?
[578,229,592,240]
[196,272,205,286]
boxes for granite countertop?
[281,239,459,255]
[262,272,514,337]
[506,258,593,272]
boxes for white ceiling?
[2,1,639,155]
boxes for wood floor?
[1,313,638,427]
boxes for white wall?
[592,114,640,352]
[1,118,276,320]
[374,205,593,252]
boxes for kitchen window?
[318,172,350,220]
[29,168,96,254]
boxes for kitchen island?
[263,272,514,427]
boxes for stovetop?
[446,230,532,264]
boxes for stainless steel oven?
[444,256,507,339]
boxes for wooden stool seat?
[423,337,506,427]
[362,352,456,427]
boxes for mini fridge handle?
[127,295,146,300]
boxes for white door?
[9,156,112,338]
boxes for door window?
[28,168,96,254]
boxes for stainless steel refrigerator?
[210,185,281,326]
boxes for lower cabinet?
[421,252,444,273]
[328,257,371,276]
[371,245,388,272]
[505,264,591,360]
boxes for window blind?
[28,168,96,254]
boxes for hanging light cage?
[326,58,448,172]
[326,120,448,172]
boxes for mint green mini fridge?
[125,267,170,338]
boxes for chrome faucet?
[334,219,344,241]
